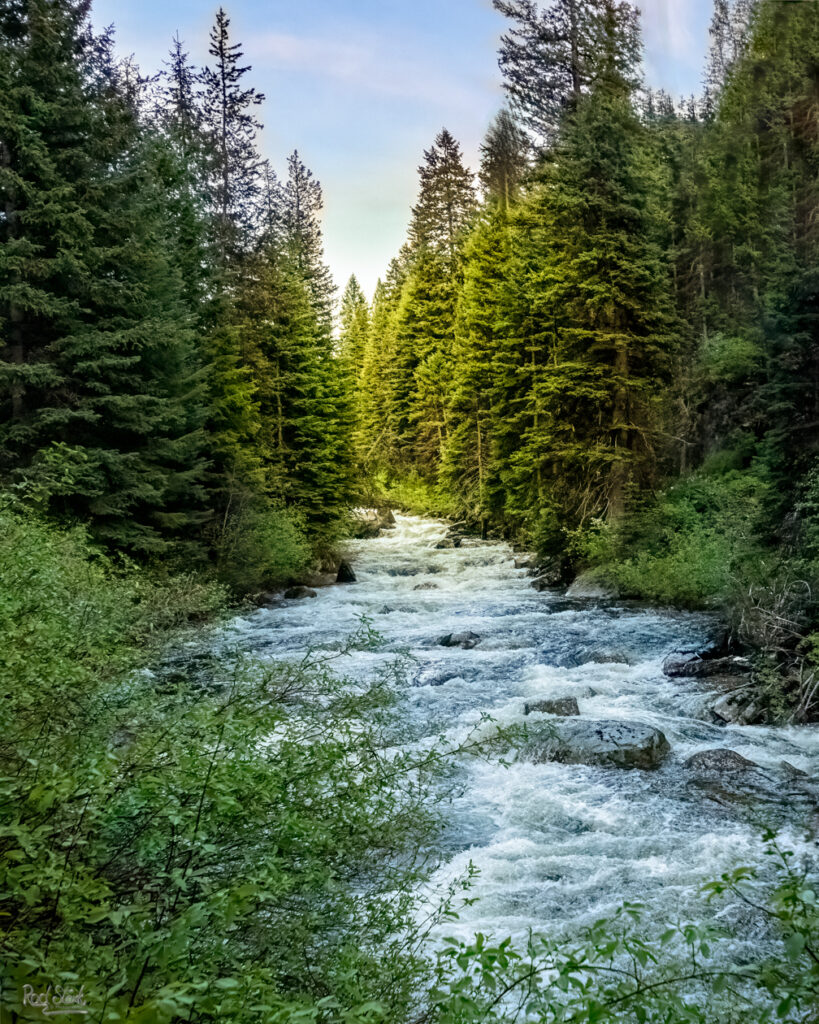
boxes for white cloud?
[255,30,481,108]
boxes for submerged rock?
[524,697,580,717]
[413,582,438,591]
[438,631,481,649]
[336,560,357,584]
[414,669,467,688]
[283,586,317,600]
[523,718,670,770]
[514,554,538,570]
[684,748,760,772]
[566,572,618,600]
[435,537,462,549]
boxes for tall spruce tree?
[514,1,676,524]
[390,130,476,473]
[0,0,209,554]
[493,0,641,146]
[201,7,264,270]
[479,108,530,208]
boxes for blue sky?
[92,0,714,297]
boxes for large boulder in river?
[283,585,317,600]
[523,719,670,770]
[684,748,759,772]
[336,560,357,584]
[438,631,481,649]
[524,697,580,717]
[663,652,751,679]
[566,571,618,600]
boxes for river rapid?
[216,514,819,963]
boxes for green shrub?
[577,470,773,608]
[212,502,312,593]
[0,505,457,1022]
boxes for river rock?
[336,560,357,584]
[350,511,381,539]
[438,631,481,649]
[523,719,670,770]
[378,508,397,529]
[781,760,809,778]
[414,582,438,590]
[436,537,462,549]
[530,557,566,588]
[515,554,538,570]
[283,585,317,600]
[415,668,467,688]
[710,689,761,726]
[566,572,618,600]
[663,652,751,679]
[684,748,760,772]
[524,697,580,717]
[531,573,560,592]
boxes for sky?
[91,0,714,297]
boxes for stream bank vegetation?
[3,501,819,1022]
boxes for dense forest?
[349,0,819,719]
[3,0,819,1020]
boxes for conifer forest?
[3,0,819,1021]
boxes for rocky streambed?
[209,514,819,963]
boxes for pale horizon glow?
[92,0,713,299]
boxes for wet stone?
[523,719,671,770]
[438,631,481,649]
[524,697,580,717]
[684,748,760,772]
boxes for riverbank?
[4,506,819,1022]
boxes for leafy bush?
[426,835,819,1022]
[577,469,773,608]
[212,501,312,593]
[0,506,460,1022]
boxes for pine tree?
[0,0,209,554]
[492,0,641,146]
[201,7,264,270]
[388,130,476,473]
[479,108,530,209]
[281,151,337,332]
[506,0,677,525]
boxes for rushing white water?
[218,514,819,957]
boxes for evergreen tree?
[201,6,264,270]
[493,0,641,146]
[0,0,209,554]
[389,130,476,473]
[479,108,530,209]
[281,151,337,331]
[486,0,677,530]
